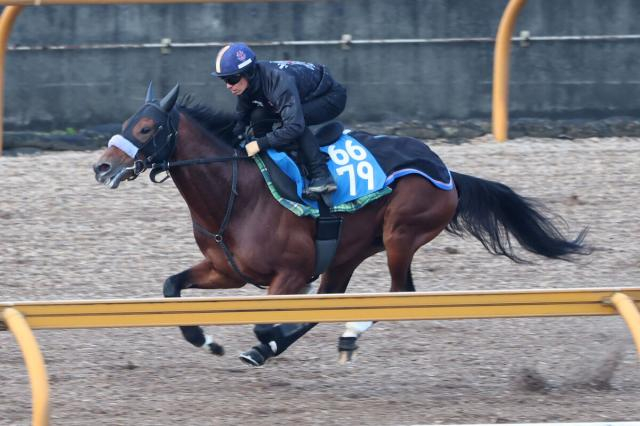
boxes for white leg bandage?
[201,334,214,351]
[342,321,374,338]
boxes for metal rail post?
[2,307,50,426]
[610,293,640,359]
[0,5,23,155]
[492,0,527,142]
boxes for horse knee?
[163,277,180,297]
[163,270,189,297]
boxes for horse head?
[93,82,180,189]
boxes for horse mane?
[177,95,237,144]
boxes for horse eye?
[140,127,153,135]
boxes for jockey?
[212,42,347,197]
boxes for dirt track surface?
[1,136,640,425]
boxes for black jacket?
[234,61,339,150]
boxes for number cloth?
[256,130,454,217]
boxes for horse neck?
[169,112,252,230]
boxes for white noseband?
[108,134,139,159]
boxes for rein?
[142,115,266,289]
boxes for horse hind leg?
[384,178,457,293]
[351,178,456,357]
[314,256,379,364]
[244,259,367,366]
[338,268,415,364]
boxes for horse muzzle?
[93,160,136,189]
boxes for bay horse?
[93,84,589,366]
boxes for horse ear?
[159,83,180,112]
[145,81,155,103]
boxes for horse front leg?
[163,259,244,356]
[239,272,317,367]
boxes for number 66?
[328,140,368,165]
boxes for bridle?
[109,96,266,288]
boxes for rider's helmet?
[211,43,256,78]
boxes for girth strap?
[188,151,341,287]
[312,197,343,278]
[192,221,267,290]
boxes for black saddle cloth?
[347,131,451,185]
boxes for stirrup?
[307,182,337,194]
[302,189,321,200]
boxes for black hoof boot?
[239,343,274,367]
[338,336,359,364]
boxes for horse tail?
[446,172,591,262]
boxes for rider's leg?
[298,84,346,195]
[301,84,347,125]
[299,127,337,194]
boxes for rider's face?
[226,76,249,96]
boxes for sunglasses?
[220,74,243,85]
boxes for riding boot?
[299,127,337,196]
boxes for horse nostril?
[95,162,111,174]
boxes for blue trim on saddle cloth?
[385,168,454,191]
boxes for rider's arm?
[234,95,253,136]
[256,72,305,151]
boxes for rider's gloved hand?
[245,141,260,157]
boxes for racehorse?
[93,84,590,366]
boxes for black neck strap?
[190,151,267,289]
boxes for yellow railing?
[3,288,640,328]
[2,288,640,426]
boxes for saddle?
[261,122,345,204]
[254,123,454,278]
[259,122,346,278]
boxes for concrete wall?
[4,0,640,130]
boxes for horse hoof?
[338,336,358,364]
[239,348,266,367]
[338,336,358,351]
[338,350,355,364]
[207,342,225,356]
